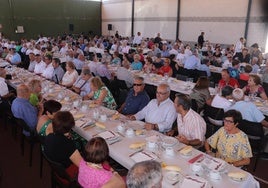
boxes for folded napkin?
[75,120,85,127]
[129,142,146,149]
[206,158,225,171]
[73,113,85,120]
[130,151,154,163]
[95,122,106,129]
[179,146,193,155]
[228,172,247,181]
[181,176,207,188]
[98,131,117,140]
[164,165,181,172]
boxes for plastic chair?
[237,119,265,171]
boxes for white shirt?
[116,67,133,88]
[169,49,179,56]
[42,63,54,79]
[34,61,46,74]
[88,61,101,76]
[211,94,232,112]
[28,61,37,72]
[177,109,206,142]
[0,77,8,97]
[222,59,232,69]
[62,70,78,86]
[133,35,142,45]
[134,98,177,132]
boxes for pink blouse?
[78,159,113,188]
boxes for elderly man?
[42,54,54,79]
[230,88,268,128]
[116,61,133,88]
[218,69,239,89]
[171,94,206,147]
[127,161,162,188]
[118,76,150,115]
[211,85,234,111]
[11,84,41,136]
[34,53,46,75]
[130,83,177,133]
[73,54,85,73]
[5,46,21,65]
[27,52,37,72]
[51,58,65,84]
[71,68,92,97]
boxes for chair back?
[42,151,80,188]
[238,119,264,153]
[203,104,224,126]
[237,79,248,89]
[191,99,199,113]
[14,117,36,137]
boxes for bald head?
[17,84,30,99]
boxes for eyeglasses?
[156,91,168,95]
[224,119,234,124]
[227,56,232,59]
[133,83,143,86]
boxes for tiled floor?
[0,118,267,188]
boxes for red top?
[158,65,172,76]
[219,78,239,88]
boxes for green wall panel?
[0,0,101,40]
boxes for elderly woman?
[131,54,143,71]
[242,74,267,100]
[28,79,42,106]
[205,110,252,167]
[157,58,173,77]
[61,61,79,88]
[190,76,211,110]
[84,77,117,110]
[36,100,62,136]
[78,137,125,188]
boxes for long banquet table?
[5,65,260,188]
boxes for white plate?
[229,176,247,182]
[162,137,178,147]
[165,171,181,183]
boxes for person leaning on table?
[167,93,206,147]
[127,160,162,188]
[204,110,252,167]
[129,83,177,133]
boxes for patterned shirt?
[93,86,116,110]
[207,127,252,163]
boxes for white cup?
[165,147,175,156]
[191,163,202,172]
[81,105,88,112]
[117,123,125,132]
[100,114,107,122]
[209,170,221,180]
[73,100,79,107]
[147,141,156,149]
[126,128,134,137]
[64,96,70,101]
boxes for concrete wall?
[101,0,268,51]
[0,0,101,40]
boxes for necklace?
[86,162,103,169]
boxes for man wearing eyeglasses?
[129,83,177,133]
[118,76,149,115]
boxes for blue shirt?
[10,53,22,65]
[198,64,211,77]
[131,61,143,70]
[11,98,38,136]
[122,89,150,115]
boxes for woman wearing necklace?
[242,74,267,100]
[78,137,125,188]
[204,110,252,167]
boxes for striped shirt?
[177,109,206,142]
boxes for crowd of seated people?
[1,32,268,186]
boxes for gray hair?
[158,83,170,93]
[127,161,162,188]
[133,76,144,84]
[175,93,191,110]
[232,88,244,101]
[81,68,91,75]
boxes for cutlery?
[116,131,125,137]
[83,124,96,129]
[109,139,121,145]
[129,149,143,157]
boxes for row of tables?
[4,65,260,187]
